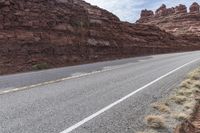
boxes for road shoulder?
[137,67,200,133]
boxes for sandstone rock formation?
[190,2,200,13]
[0,0,199,74]
[154,4,176,17]
[155,4,167,17]
[137,2,200,40]
[141,9,154,18]
[175,4,187,14]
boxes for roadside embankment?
[137,67,200,133]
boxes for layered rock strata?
[0,0,199,74]
[137,3,200,37]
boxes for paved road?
[1,51,200,133]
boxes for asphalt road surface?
[1,51,200,133]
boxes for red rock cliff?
[137,3,200,38]
[0,0,199,74]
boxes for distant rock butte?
[175,4,187,14]
[137,2,200,37]
[190,2,200,13]
[0,0,200,74]
[140,9,154,18]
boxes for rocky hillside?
[0,0,199,74]
[137,2,200,44]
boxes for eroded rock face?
[155,4,167,17]
[0,0,10,6]
[0,0,199,74]
[154,4,175,17]
[190,2,200,13]
[141,9,154,18]
[167,7,175,15]
[175,4,187,14]
[137,3,200,39]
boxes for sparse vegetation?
[151,102,170,113]
[191,87,200,94]
[184,101,196,109]
[194,81,200,89]
[187,69,200,80]
[139,67,200,133]
[145,115,165,128]
[173,113,188,121]
[179,79,192,88]
[32,62,49,70]
[171,95,187,104]
[176,89,192,97]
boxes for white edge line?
[60,58,200,133]
[0,68,116,95]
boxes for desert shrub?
[184,101,196,109]
[151,102,170,113]
[177,89,193,97]
[173,113,188,121]
[145,115,165,128]
[187,71,200,80]
[171,95,187,104]
[32,62,49,70]
[179,80,192,89]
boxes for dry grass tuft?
[184,79,193,84]
[145,115,165,128]
[187,70,200,80]
[185,109,193,116]
[142,67,200,132]
[151,102,170,113]
[184,101,196,109]
[194,81,200,89]
[171,95,187,104]
[191,87,200,94]
[179,79,193,88]
[173,113,188,121]
[176,89,192,97]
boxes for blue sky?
[85,0,200,22]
